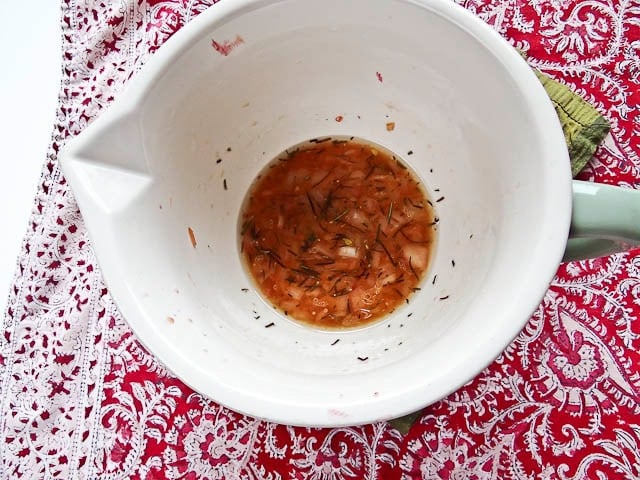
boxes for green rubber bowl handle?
[565,180,640,262]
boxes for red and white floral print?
[1,0,640,478]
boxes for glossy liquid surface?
[240,138,436,329]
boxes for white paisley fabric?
[1,1,640,479]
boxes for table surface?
[2,2,639,478]
[0,1,61,315]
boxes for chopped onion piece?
[338,246,358,257]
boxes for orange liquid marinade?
[240,137,436,329]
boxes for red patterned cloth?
[2,1,640,478]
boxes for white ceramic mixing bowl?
[61,0,573,426]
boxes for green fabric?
[387,66,610,437]
[534,70,610,177]
[387,411,423,435]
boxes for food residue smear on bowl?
[239,137,436,329]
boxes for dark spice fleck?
[223,179,228,190]
[451,259,456,267]
[429,168,433,173]
[265,322,275,328]
[407,150,414,155]
[254,315,260,320]
[216,158,222,164]
[357,356,369,361]
[436,196,445,203]
[439,295,450,300]
[469,234,474,239]
[432,274,437,285]
[412,287,421,292]
[434,188,440,192]
[331,339,340,346]
[241,288,249,292]
[398,341,403,346]
[400,323,404,327]
[226,147,232,152]
[407,313,413,317]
